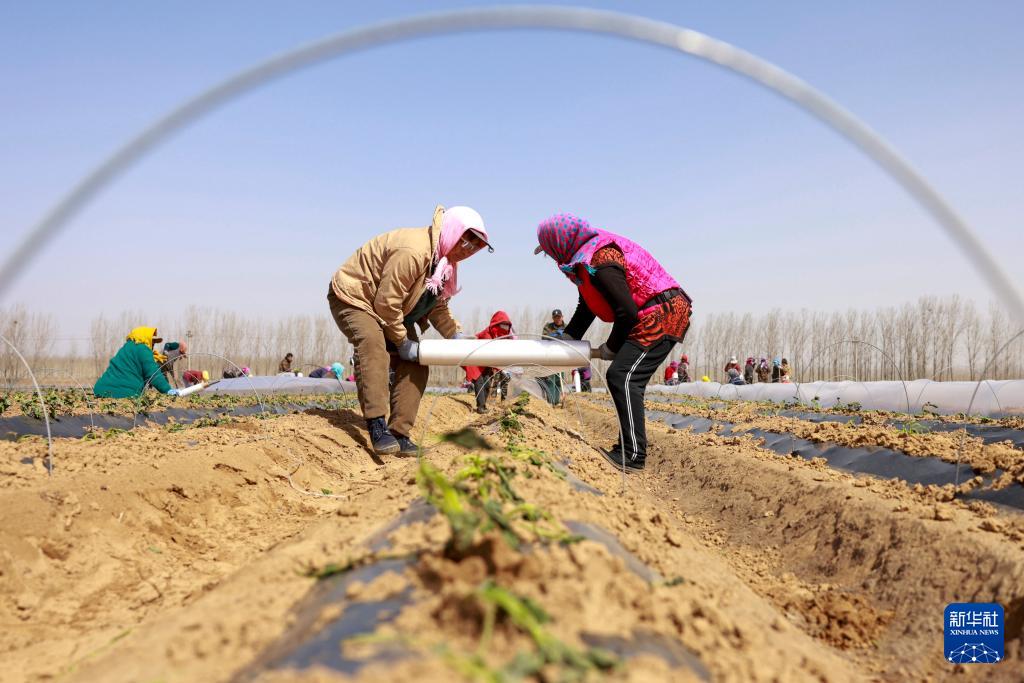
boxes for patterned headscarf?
[536,213,603,284]
[426,206,487,299]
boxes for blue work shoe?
[391,433,419,456]
[598,445,645,473]
[366,417,399,455]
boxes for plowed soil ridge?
[0,394,1021,681]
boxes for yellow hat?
[202,370,210,381]
[701,375,710,382]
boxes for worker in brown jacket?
[328,204,491,455]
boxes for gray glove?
[560,333,576,341]
[597,343,617,361]
[398,338,419,362]
[451,331,471,340]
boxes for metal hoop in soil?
[134,351,266,429]
[3,6,1022,328]
[954,326,1024,485]
[796,339,911,414]
[0,334,53,475]
[35,367,97,435]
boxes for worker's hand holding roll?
[596,343,617,361]
[398,338,419,362]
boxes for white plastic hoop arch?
[0,6,1021,324]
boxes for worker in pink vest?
[535,213,692,472]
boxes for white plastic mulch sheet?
[202,375,356,395]
[647,380,1024,417]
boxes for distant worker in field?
[743,357,756,384]
[328,205,490,456]
[160,340,188,388]
[310,362,345,379]
[464,310,515,413]
[679,354,691,383]
[94,327,179,398]
[223,366,251,379]
[723,355,741,380]
[183,369,206,387]
[278,352,294,374]
[771,358,782,383]
[542,309,566,338]
[728,366,746,385]
[535,213,692,472]
[573,365,593,392]
[780,358,793,383]
[664,360,680,385]
[756,358,771,383]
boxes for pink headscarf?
[426,206,487,299]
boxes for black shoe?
[366,417,399,454]
[475,405,487,414]
[598,446,645,472]
[392,433,419,456]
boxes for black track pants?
[606,339,674,463]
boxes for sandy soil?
[647,397,1024,488]
[1,392,1022,682]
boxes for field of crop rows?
[2,389,1023,682]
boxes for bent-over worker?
[94,327,179,398]
[535,213,692,472]
[328,205,490,455]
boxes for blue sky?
[2,1,1022,338]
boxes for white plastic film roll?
[418,339,593,368]
[175,382,207,397]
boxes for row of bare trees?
[680,295,1023,382]
[0,305,57,385]
[1,296,1021,386]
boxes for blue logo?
[944,603,1003,664]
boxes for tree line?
[1,295,1021,387]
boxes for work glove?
[167,388,180,397]
[560,333,575,341]
[398,338,419,362]
[451,331,471,340]
[597,343,617,361]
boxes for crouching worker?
[463,311,514,414]
[329,205,490,455]
[535,213,692,472]
[310,363,344,379]
[94,327,180,398]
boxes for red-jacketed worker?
[463,311,515,414]
[664,360,680,385]
[534,213,693,472]
[328,205,491,455]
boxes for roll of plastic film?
[418,339,592,368]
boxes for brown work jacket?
[331,205,460,345]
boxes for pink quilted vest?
[574,234,681,322]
